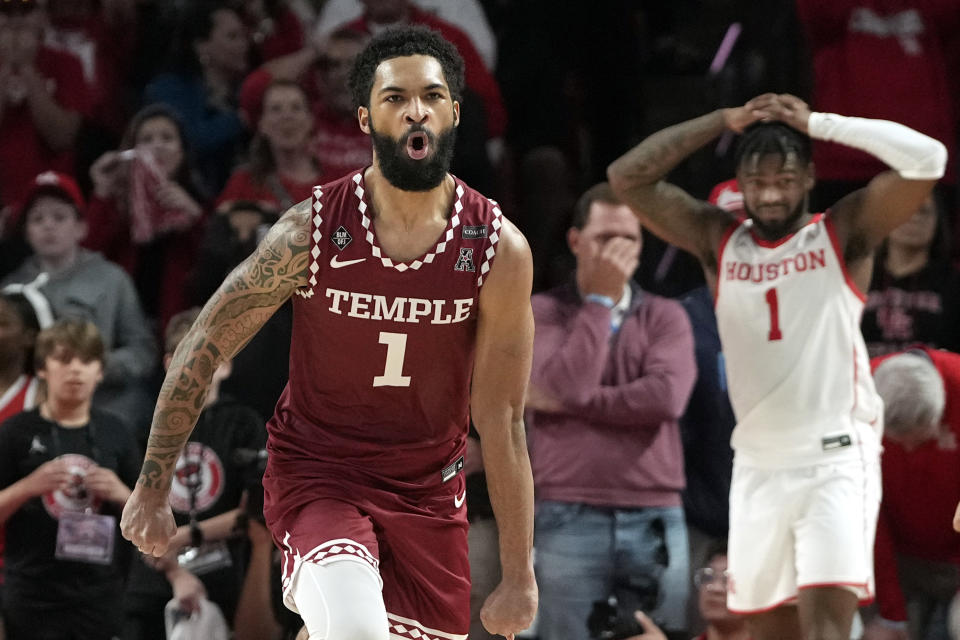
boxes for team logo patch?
[43,453,101,519]
[331,225,353,250]
[462,225,488,239]
[169,442,225,514]
[454,248,475,272]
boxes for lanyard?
[48,419,101,465]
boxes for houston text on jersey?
[724,248,827,284]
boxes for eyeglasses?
[694,567,730,590]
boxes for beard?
[745,197,808,239]
[369,122,457,192]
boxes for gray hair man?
[868,348,960,640]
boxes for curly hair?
[348,25,465,109]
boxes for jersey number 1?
[764,287,783,341]
[374,331,411,387]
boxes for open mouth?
[406,132,429,160]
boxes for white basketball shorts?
[726,455,881,613]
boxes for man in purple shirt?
[527,182,697,640]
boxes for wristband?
[584,294,615,309]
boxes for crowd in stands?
[1,0,960,639]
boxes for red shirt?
[83,194,205,330]
[0,46,91,211]
[0,375,38,429]
[237,68,370,184]
[345,6,507,138]
[871,347,960,621]
[46,12,136,133]
[255,8,305,61]
[313,103,373,183]
[797,0,959,183]
[266,170,503,485]
[217,166,319,210]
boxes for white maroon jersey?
[715,213,882,468]
[266,171,504,486]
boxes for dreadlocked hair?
[734,122,812,169]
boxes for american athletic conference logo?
[43,453,101,519]
[454,248,475,272]
[169,442,225,513]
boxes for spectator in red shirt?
[43,0,137,135]
[220,79,319,211]
[85,104,208,330]
[868,348,960,640]
[0,0,91,213]
[310,27,374,181]
[242,26,374,182]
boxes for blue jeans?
[534,502,689,640]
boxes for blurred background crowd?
[1,0,959,639]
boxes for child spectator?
[1,171,158,430]
[0,319,139,640]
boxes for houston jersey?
[715,214,882,468]
[267,171,503,483]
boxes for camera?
[587,596,646,640]
[587,573,662,640]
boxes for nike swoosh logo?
[454,490,466,508]
[330,255,366,269]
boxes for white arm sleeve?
[808,112,948,180]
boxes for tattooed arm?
[606,94,778,268]
[120,198,312,556]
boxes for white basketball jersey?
[715,214,882,468]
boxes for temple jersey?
[715,213,883,468]
[265,171,502,486]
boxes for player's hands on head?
[120,486,178,557]
[480,575,538,639]
[766,94,811,134]
[723,93,779,133]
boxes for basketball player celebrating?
[607,94,946,640]
[121,27,537,640]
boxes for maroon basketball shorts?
[264,469,471,639]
